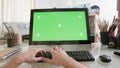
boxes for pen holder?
[7,33,17,47]
[108,32,120,49]
[100,32,109,45]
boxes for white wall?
[3,0,34,22]
[35,0,118,23]
[0,0,34,36]
[35,0,77,8]
[0,0,118,26]
[75,0,118,23]
[0,0,2,36]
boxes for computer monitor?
[29,8,91,45]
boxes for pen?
[97,19,109,32]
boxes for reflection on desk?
[0,43,120,68]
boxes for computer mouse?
[99,55,111,63]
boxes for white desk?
[0,43,120,68]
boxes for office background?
[0,0,118,37]
[0,1,120,68]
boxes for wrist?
[61,57,74,67]
[62,57,86,68]
[11,56,23,66]
[2,56,23,68]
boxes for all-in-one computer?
[29,8,94,61]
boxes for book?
[0,48,20,59]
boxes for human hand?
[41,46,71,66]
[13,48,45,63]
[2,48,45,68]
[41,46,87,68]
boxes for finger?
[35,48,45,52]
[55,46,63,51]
[50,49,54,55]
[54,46,63,53]
[54,46,60,51]
[40,50,45,56]
[33,48,46,55]
[58,46,62,50]
[41,57,53,64]
[50,49,57,55]
[34,57,42,62]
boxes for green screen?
[32,11,88,41]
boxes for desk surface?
[0,43,120,68]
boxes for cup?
[16,33,22,45]
[7,33,16,47]
[100,32,109,45]
[91,43,101,57]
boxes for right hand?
[41,46,87,68]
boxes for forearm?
[2,57,22,68]
[63,57,87,68]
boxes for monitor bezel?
[29,8,91,45]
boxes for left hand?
[13,48,45,63]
